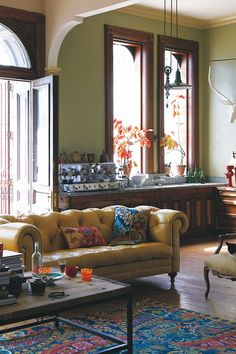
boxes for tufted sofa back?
[0,205,159,253]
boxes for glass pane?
[113,43,141,173]
[0,24,31,68]
[163,51,187,175]
[12,81,31,214]
[33,85,49,186]
[164,90,187,164]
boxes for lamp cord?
[164,0,166,36]
[176,0,179,51]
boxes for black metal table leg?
[127,293,133,354]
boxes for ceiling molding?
[116,5,236,30]
[204,14,236,29]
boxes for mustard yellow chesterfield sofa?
[0,205,188,284]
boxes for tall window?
[163,50,188,172]
[105,25,154,173]
[0,6,46,214]
[157,35,199,174]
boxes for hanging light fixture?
[163,0,191,102]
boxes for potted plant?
[160,132,186,176]
[160,93,186,176]
[113,119,152,177]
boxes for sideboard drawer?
[216,187,236,232]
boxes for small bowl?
[131,174,146,187]
[65,266,79,278]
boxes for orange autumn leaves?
[113,119,152,168]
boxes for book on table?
[0,250,23,274]
[0,265,11,285]
[1,250,23,260]
[0,294,16,306]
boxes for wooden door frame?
[104,24,154,173]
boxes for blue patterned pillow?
[110,207,149,245]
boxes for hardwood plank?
[130,239,236,321]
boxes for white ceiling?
[139,0,236,20]
[120,0,236,28]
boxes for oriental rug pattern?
[0,299,235,353]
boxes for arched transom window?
[0,23,31,68]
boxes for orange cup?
[81,268,93,281]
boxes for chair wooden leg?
[204,266,210,298]
[168,272,177,287]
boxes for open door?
[0,79,31,215]
[31,75,59,213]
[12,81,31,215]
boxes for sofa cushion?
[110,206,149,245]
[42,242,172,269]
[61,226,106,248]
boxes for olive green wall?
[58,11,203,171]
[202,23,236,177]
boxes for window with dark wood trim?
[157,35,199,173]
[105,24,154,173]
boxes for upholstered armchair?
[204,232,236,298]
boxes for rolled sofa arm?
[0,223,41,271]
[149,209,189,245]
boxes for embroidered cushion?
[110,206,149,245]
[61,226,106,248]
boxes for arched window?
[0,24,31,68]
[0,5,45,79]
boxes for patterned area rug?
[0,299,235,353]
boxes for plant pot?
[176,164,186,176]
[164,166,171,176]
[29,278,46,295]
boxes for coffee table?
[0,274,133,353]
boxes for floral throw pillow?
[110,207,149,245]
[61,226,106,249]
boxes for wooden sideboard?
[216,187,236,232]
[59,184,220,239]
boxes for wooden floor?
[130,239,236,322]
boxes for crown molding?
[116,5,236,30]
[204,14,236,29]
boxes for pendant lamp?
[163,0,191,102]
